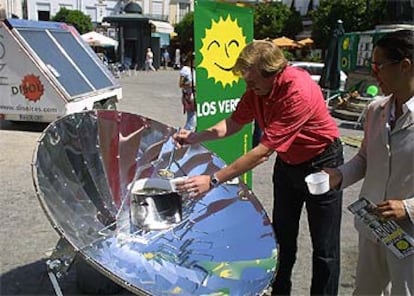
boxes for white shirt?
[179,66,195,86]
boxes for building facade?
[1,0,191,25]
[1,0,24,19]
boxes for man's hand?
[175,175,211,198]
[376,200,407,221]
[172,129,198,148]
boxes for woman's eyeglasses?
[370,60,400,73]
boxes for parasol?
[297,37,314,47]
[81,31,118,48]
[319,20,345,91]
[273,36,301,49]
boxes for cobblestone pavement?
[1,69,363,295]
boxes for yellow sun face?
[199,14,247,88]
[342,37,350,50]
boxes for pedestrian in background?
[174,48,181,70]
[145,47,156,71]
[162,49,170,70]
[324,29,414,296]
[173,40,343,295]
[179,52,196,131]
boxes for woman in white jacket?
[325,29,414,295]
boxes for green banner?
[339,34,359,72]
[340,32,387,72]
[194,1,253,187]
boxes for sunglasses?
[370,60,400,73]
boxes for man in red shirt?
[174,40,343,295]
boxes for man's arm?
[214,143,274,184]
[179,143,274,198]
[174,117,244,146]
[197,117,244,140]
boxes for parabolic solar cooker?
[32,110,278,295]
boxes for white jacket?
[339,95,414,239]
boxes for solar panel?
[7,19,116,98]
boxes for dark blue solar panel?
[19,30,93,97]
[51,31,114,90]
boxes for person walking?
[145,47,156,71]
[179,52,196,131]
[174,48,181,70]
[174,40,343,295]
[162,49,170,70]
[324,29,414,296]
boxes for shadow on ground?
[0,259,133,296]
[1,259,57,295]
[0,120,49,132]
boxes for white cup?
[169,176,188,192]
[305,172,330,195]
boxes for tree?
[281,8,304,38]
[52,8,93,34]
[385,0,414,23]
[253,2,302,40]
[173,4,304,52]
[311,0,387,50]
[52,7,70,23]
[174,12,194,55]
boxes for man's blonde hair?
[232,40,288,77]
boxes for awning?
[149,20,174,34]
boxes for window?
[37,11,50,21]
[178,2,190,23]
[151,0,163,17]
[36,2,50,21]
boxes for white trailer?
[0,18,122,122]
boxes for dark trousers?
[271,139,344,295]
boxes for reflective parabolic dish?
[32,110,278,295]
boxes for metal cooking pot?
[130,188,182,231]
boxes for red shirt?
[231,66,339,165]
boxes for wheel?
[93,101,104,110]
[103,98,117,110]
[74,255,123,294]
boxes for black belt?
[278,138,342,170]
[310,138,342,168]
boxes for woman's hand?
[376,200,407,221]
[175,175,211,198]
[322,167,343,189]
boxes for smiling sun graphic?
[199,14,247,88]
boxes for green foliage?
[174,12,194,54]
[254,2,302,40]
[52,7,71,23]
[311,0,387,49]
[52,8,93,34]
[174,4,303,51]
[282,50,294,61]
[281,8,303,38]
